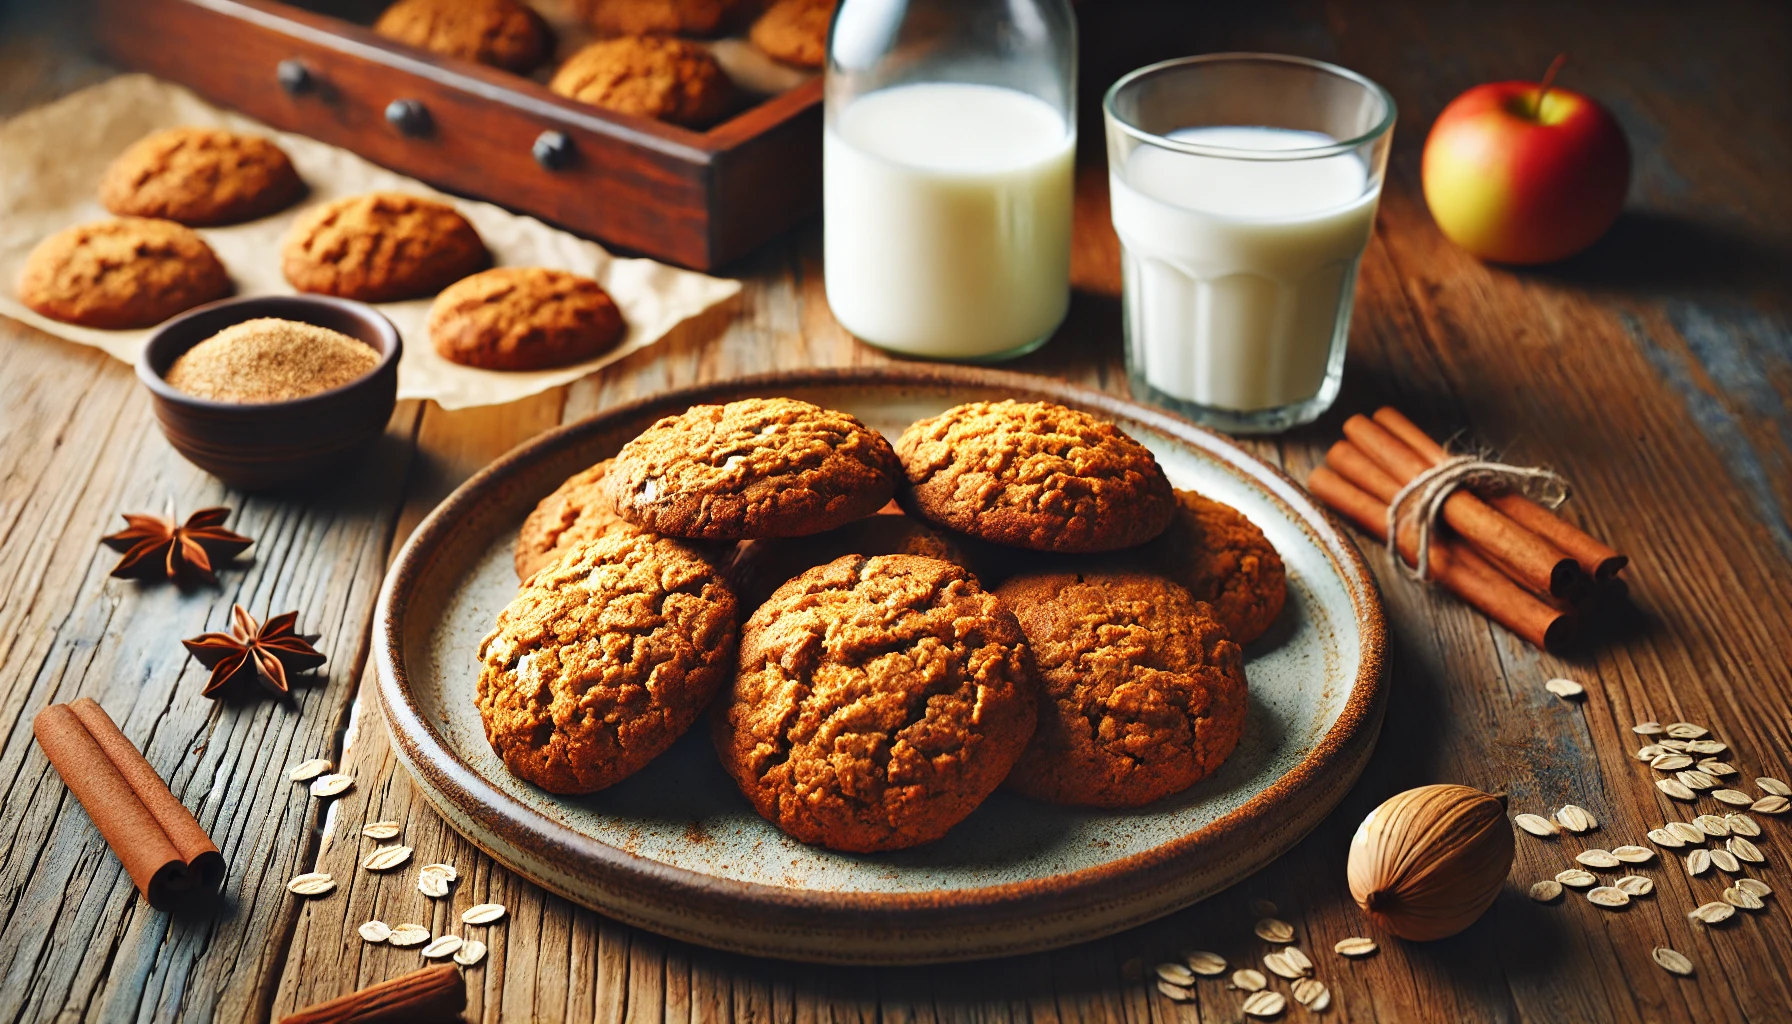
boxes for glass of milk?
[1105,54,1395,432]
[824,0,1077,361]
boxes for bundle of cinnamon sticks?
[1308,407,1627,650]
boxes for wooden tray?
[372,366,1389,964]
[87,0,822,270]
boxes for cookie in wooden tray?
[374,0,555,74]
[749,0,834,68]
[549,36,734,127]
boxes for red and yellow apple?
[1421,72,1630,265]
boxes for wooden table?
[4,2,1789,1021]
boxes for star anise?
[101,503,253,585]
[182,605,325,698]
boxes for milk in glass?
[1110,126,1380,411]
[824,83,1075,359]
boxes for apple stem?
[1534,53,1568,118]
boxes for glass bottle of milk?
[824,0,1077,361]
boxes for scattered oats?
[421,862,459,882]
[1291,978,1328,1008]
[1575,849,1621,868]
[1587,886,1629,908]
[360,845,413,872]
[1650,754,1694,771]
[1726,814,1762,837]
[1752,795,1791,814]
[1712,788,1754,807]
[1686,849,1712,876]
[1529,880,1564,902]
[387,923,431,947]
[421,935,463,959]
[1685,740,1727,755]
[1310,988,1333,1012]
[1555,805,1597,833]
[1513,813,1558,837]
[1612,845,1655,864]
[1657,738,1691,752]
[1555,868,1597,888]
[418,873,451,899]
[1250,898,1278,916]
[1689,901,1735,925]
[1544,678,1584,699]
[1231,968,1267,991]
[358,920,391,943]
[1263,951,1305,980]
[1155,962,1196,987]
[309,774,354,798]
[1652,947,1694,976]
[1722,886,1765,911]
[1646,828,1685,849]
[286,872,335,896]
[1253,917,1295,944]
[462,903,507,925]
[1676,770,1717,791]
[362,822,402,840]
[1635,744,1666,761]
[1710,849,1741,873]
[1283,946,1312,973]
[1665,722,1707,739]
[1241,991,1286,1019]
[1632,722,1664,736]
[1667,821,1706,844]
[1155,980,1192,1003]
[288,758,332,782]
[1727,837,1764,864]
[1693,814,1730,837]
[1698,760,1737,776]
[454,939,488,966]
[1656,778,1696,801]
[1758,777,1792,797]
[1736,878,1772,898]
[1334,936,1378,957]
[1616,875,1654,896]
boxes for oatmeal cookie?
[749,0,833,68]
[895,400,1175,553]
[607,397,901,540]
[995,571,1247,807]
[18,218,231,329]
[1118,490,1286,644]
[99,127,304,226]
[514,459,635,581]
[587,0,742,37]
[430,267,626,371]
[476,530,738,794]
[549,36,733,126]
[726,512,978,609]
[374,0,554,74]
[714,554,1035,851]
[281,192,488,302]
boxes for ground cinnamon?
[1370,407,1628,579]
[1309,464,1574,650]
[32,697,224,909]
[1341,415,1585,598]
[279,964,467,1024]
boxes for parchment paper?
[0,75,742,410]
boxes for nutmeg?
[1346,784,1515,941]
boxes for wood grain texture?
[2,0,1790,1020]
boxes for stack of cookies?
[479,397,1287,853]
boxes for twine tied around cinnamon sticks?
[1385,453,1570,583]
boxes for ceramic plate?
[375,366,1387,964]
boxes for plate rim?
[375,364,1387,949]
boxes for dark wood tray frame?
[88,0,823,270]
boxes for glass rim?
[1102,53,1397,161]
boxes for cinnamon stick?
[1309,465,1574,649]
[1371,406,1629,579]
[32,697,224,909]
[1341,414,1585,598]
[280,964,467,1024]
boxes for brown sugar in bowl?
[136,295,400,490]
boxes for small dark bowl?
[137,296,402,491]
